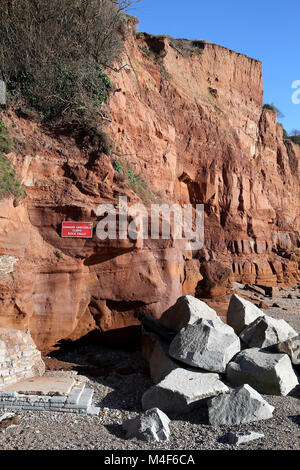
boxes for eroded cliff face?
[0,24,299,352]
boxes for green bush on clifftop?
[0,1,139,129]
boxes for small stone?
[169,318,240,373]
[208,384,274,425]
[239,316,298,348]
[0,81,6,106]
[226,348,299,396]
[0,412,21,429]
[123,408,170,442]
[227,430,265,446]
[276,334,300,365]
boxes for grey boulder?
[227,430,264,446]
[208,384,274,425]
[160,295,218,332]
[123,408,170,442]
[169,318,240,373]
[227,294,265,334]
[240,316,298,348]
[226,348,299,396]
[142,367,229,415]
[276,334,300,365]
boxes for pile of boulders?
[123,294,300,442]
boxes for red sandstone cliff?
[0,23,299,352]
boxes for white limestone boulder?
[142,367,229,415]
[227,294,265,334]
[123,408,170,442]
[169,318,240,373]
[149,340,179,384]
[160,295,218,332]
[227,430,265,446]
[226,348,299,396]
[208,384,274,425]
[240,316,298,348]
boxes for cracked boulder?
[123,408,170,442]
[227,294,265,334]
[160,295,218,332]
[169,318,240,373]
[208,384,274,425]
[226,348,299,396]
[142,367,228,415]
[240,316,298,348]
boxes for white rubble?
[123,408,170,442]
[142,367,229,415]
[160,295,218,332]
[169,318,240,373]
[208,384,274,425]
[149,340,179,384]
[276,334,300,365]
[227,430,265,446]
[226,348,299,396]
[0,328,45,389]
[227,294,265,334]
[240,316,298,348]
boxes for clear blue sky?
[128,0,299,133]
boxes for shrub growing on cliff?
[0,1,140,126]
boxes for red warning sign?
[61,221,93,238]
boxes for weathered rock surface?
[123,408,170,442]
[227,430,265,446]
[0,20,299,352]
[0,80,5,105]
[226,348,299,396]
[169,318,240,373]
[0,328,45,389]
[276,334,300,365]
[208,384,274,425]
[227,294,265,334]
[240,316,298,348]
[142,367,229,415]
[160,295,218,332]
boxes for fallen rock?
[240,316,298,348]
[0,412,21,429]
[276,334,300,365]
[160,295,218,332]
[169,318,240,373]
[142,367,229,415]
[227,430,265,446]
[226,348,299,396]
[227,294,265,334]
[123,408,170,442]
[208,384,274,425]
[245,284,266,296]
[0,81,6,106]
[258,301,269,310]
[264,286,279,298]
